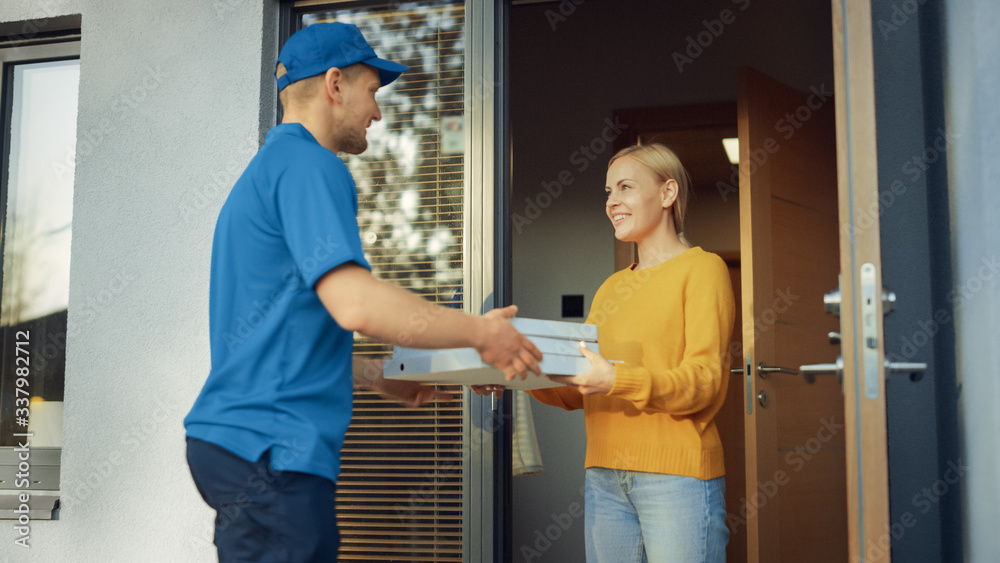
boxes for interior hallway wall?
[0,1,276,560]
[509,0,834,560]
[943,0,1000,560]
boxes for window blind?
[297,2,467,560]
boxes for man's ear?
[661,178,679,209]
[324,67,344,103]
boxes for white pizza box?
[385,317,598,390]
[529,336,599,356]
[390,318,597,360]
[509,317,597,342]
[390,335,599,359]
[384,348,589,390]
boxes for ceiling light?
[722,137,739,164]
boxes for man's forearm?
[354,277,484,349]
[317,264,484,350]
[318,263,542,380]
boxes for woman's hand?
[547,342,616,395]
[470,384,505,398]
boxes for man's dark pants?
[186,437,339,562]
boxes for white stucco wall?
[0,1,276,560]
[0,0,79,24]
[944,1,1000,561]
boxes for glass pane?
[305,2,466,352]
[300,2,465,561]
[0,58,79,447]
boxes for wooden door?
[717,261,747,563]
[737,67,848,562]
[833,1,893,561]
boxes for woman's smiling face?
[605,155,675,243]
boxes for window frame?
[280,1,508,560]
[0,38,81,521]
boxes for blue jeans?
[584,467,728,563]
[186,437,340,562]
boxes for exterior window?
[294,2,468,560]
[0,41,80,520]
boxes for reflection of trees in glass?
[1,58,77,448]
[2,59,77,327]
[309,3,465,350]
[1,213,33,327]
[304,5,466,560]
[1,213,71,327]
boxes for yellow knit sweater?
[529,247,735,480]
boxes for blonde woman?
[485,143,735,561]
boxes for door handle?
[731,362,800,377]
[796,357,924,384]
[735,361,839,384]
[756,362,799,377]
[884,360,927,381]
[825,286,895,317]
[824,287,842,317]
[800,356,844,384]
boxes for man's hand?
[547,341,616,395]
[354,357,453,407]
[475,305,544,381]
[374,378,455,407]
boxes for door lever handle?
[732,357,923,383]
[799,356,844,384]
[799,363,838,384]
[756,362,799,378]
[884,360,927,381]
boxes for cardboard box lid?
[392,335,598,360]
[509,317,597,341]
[384,348,588,390]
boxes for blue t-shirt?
[184,123,370,482]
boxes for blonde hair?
[609,143,692,243]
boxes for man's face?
[334,64,382,155]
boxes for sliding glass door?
[284,2,504,560]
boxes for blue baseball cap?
[276,23,408,91]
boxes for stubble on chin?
[334,125,369,155]
[340,136,368,155]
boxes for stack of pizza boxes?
[384,318,599,390]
